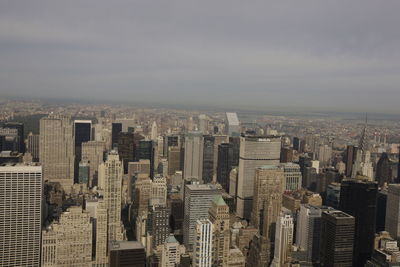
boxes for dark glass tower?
[118,132,135,174]
[376,153,393,186]
[217,143,233,192]
[74,120,91,181]
[136,140,155,178]
[345,145,358,178]
[111,122,122,149]
[320,210,355,267]
[228,136,240,167]
[202,135,215,184]
[339,179,378,267]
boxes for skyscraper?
[41,206,93,267]
[376,152,393,186]
[202,135,215,184]
[217,143,234,193]
[183,132,203,182]
[236,135,281,219]
[345,145,357,178]
[339,179,378,266]
[99,150,124,242]
[320,210,355,267]
[271,212,294,267]
[81,140,105,187]
[193,219,214,267]
[3,122,24,152]
[208,196,230,267]
[251,165,284,238]
[280,163,302,192]
[296,204,333,265]
[111,122,122,149]
[40,114,75,190]
[27,132,40,162]
[74,120,91,163]
[151,121,158,140]
[225,112,240,136]
[0,165,42,267]
[167,146,181,175]
[117,132,135,174]
[183,184,221,250]
[385,184,400,241]
[148,205,171,249]
[136,140,155,178]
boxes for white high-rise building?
[161,234,186,267]
[271,212,294,267]
[183,184,221,250]
[193,219,214,267]
[237,136,281,219]
[151,121,158,141]
[225,112,240,136]
[41,206,93,267]
[317,144,332,167]
[183,132,203,182]
[39,114,75,191]
[99,150,124,242]
[0,165,42,267]
[386,184,400,241]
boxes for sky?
[0,1,400,113]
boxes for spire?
[358,114,369,152]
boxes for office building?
[271,212,294,267]
[202,135,215,183]
[74,120,92,180]
[212,135,229,179]
[227,248,246,267]
[168,146,181,175]
[251,165,284,238]
[40,114,74,190]
[280,163,302,192]
[296,205,333,265]
[148,205,171,248]
[78,162,89,184]
[339,179,378,266]
[345,145,357,178]
[183,132,203,182]
[237,135,281,219]
[320,210,355,267]
[225,112,240,136]
[0,165,42,267]
[151,121,158,140]
[326,182,341,209]
[134,173,153,217]
[293,137,302,152]
[229,136,240,166]
[82,140,105,187]
[376,153,394,186]
[366,231,400,266]
[386,184,400,241]
[27,132,39,162]
[99,150,124,242]
[163,135,180,157]
[41,206,93,267]
[217,143,234,193]
[208,196,230,266]
[111,122,122,149]
[193,219,213,267]
[136,140,155,178]
[183,184,221,250]
[198,114,209,134]
[151,175,167,206]
[161,234,186,267]
[109,241,146,267]
[2,122,24,152]
[117,132,135,174]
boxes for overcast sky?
[1,1,399,113]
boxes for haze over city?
[1,0,400,113]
